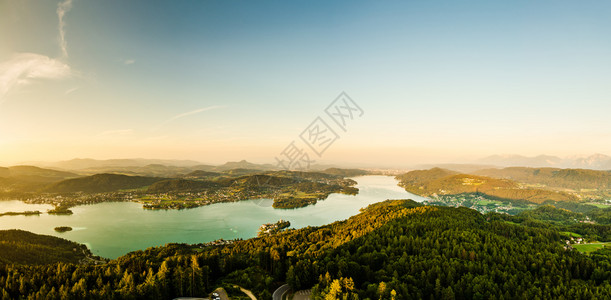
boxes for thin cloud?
[124,59,135,65]
[0,53,72,101]
[1,1,75,104]
[154,105,225,131]
[65,87,79,95]
[57,0,73,58]
[97,129,134,137]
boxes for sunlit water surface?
[0,176,426,258]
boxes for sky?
[0,0,610,167]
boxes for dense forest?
[0,200,609,299]
[43,174,167,193]
[489,205,611,242]
[146,179,221,193]
[0,230,97,265]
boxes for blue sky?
[0,0,610,166]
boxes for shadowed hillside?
[0,230,95,265]
[44,174,166,193]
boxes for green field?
[573,243,609,253]
[561,231,583,238]
[584,202,610,208]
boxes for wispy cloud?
[154,105,225,131]
[0,0,76,104]
[124,59,135,65]
[0,53,72,101]
[57,0,73,58]
[65,87,79,95]
[97,129,134,137]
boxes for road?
[272,284,290,300]
[234,285,257,300]
[293,289,312,300]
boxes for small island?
[54,226,73,233]
[48,206,74,215]
[258,220,290,237]
[0,211,41,217]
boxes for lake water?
[0,176,426,258]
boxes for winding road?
[272,284,290,300]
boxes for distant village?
[423,194,535,215]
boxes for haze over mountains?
[15,153,611,176]
[24,158,205,170]
[478,153,611,170]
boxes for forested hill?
[396,168,578,203]
[43,174,166,193]
[1,200,609,299]
[0,230,94,265]
[0,166,77,180]
[0,166,80,193]
[472,167,611,190]
[395,167,458,185]
[321,168,370,177]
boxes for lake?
[0,175,427,258]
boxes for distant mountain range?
[24,158,205,170]
[210,160,277,171]
[0,166,78,180]
[10,154,611,178]
[478,154,611,170]
[472,167,611,190]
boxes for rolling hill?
[395,167,458,185]
[212,160,277,171]
[397,168,578,203]
[473,167,611,190]
[2,165,78,179]
[478,153,611,170]
[321,168,370,177]
[0,166,81,193]
[1,200,610,299]
[217,174,298,187]
[74,164,202,177]
[34,158,204,170]
[0,230,93,265]
[182,170,222,179]
[44,174,166,193]
[147,179,220,193]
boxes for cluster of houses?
[566,236,585,245]
[426,195,520,214]
[200,238,238,248]
[258,219,291,237]
[24,191,135,207]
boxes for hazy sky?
[1,0,610,166]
